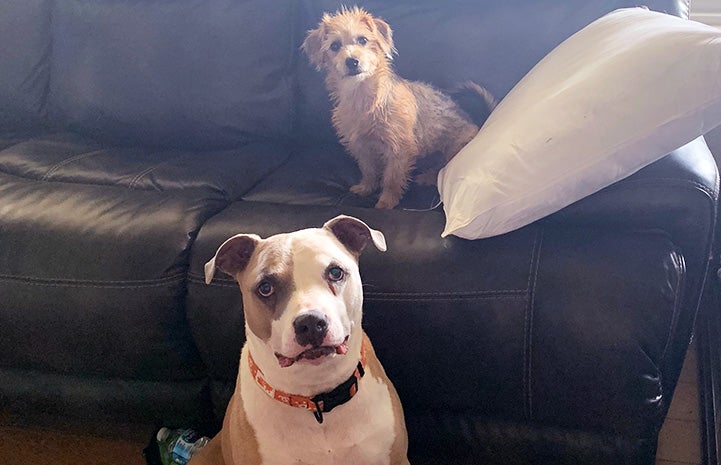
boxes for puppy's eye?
[257,281,274,298]
[357,36,368,45]
[330,41,341,52]
[327,266,345,282]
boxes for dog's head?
[205,215,386,376]
[302,6,395,82]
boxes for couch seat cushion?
[0,132,293,200]
[0,130,297,383]
[243,142,444,210]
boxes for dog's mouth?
[275,336,349,368]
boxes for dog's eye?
[257,281,274,298]
[327,266,345,282]
[357,36,368,45]
[330,41,341,52]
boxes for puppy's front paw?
[375,194,400,209]
[350,183,376,197]
[415,170,439,186]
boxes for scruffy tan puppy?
[302,6,496,209]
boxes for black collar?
[310,361,365,423]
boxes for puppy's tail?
[448,81,498,128]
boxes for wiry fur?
[302,6,496,209]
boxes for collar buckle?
[309,361,364,424]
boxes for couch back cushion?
[48,0,295,149]
[0,0,51,131]
[294,0,689,142]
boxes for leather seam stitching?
[189,274,528,296]
[129,165,163,189]
[0,273,185,288]
[524,227,544,422]
[608,177,716,200]
[41,149,105,181]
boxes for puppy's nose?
[345,57,359,71]
[293,310,329,347]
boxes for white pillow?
[438,8,721,239]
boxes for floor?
[0,343,704,465]
[656,339,702,465]
[0,414,152,465]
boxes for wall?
[690,0,721,27]
[707,129,721,164]
[690,0,721,162]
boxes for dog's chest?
[333,98,395,147]
[241,365,397,465]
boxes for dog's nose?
[345,57,359,71]
[293,310,329,347]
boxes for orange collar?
[248,343,367,424]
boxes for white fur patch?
[240,347,397,465]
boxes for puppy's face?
[302,7,394,82]
[205,216,386,370]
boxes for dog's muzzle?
[345,57,361,76]
[294,310,328,347]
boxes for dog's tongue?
[336,340,349,355]
[277,356,296,368]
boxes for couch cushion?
[0,130,284,420]
[48,0,295,149]
[0,368,211,426]
[243,142,443,210]
[0,132,293,200]
[0,130,293,383]
[0,0,51,131]
[0,172,225,382]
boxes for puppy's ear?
[323,215,387,256]
[302,24,326,71]
[204,234,261,284]
[373,17,395,60]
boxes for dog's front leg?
[376,149,414,209]
[187,434,225,465]
[350,149,381,197]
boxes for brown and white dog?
[190,215,410,465]
[302,6,496,209]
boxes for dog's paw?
[350,183,376,196]
[375,195,400,209]
[415,170,439,186]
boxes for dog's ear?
[204,234,261,284]
[302,23,327,71]
[323,215,387,256]
[372,17,395,60]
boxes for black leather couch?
[1,1,718,464]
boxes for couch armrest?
[550,136,718,274]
